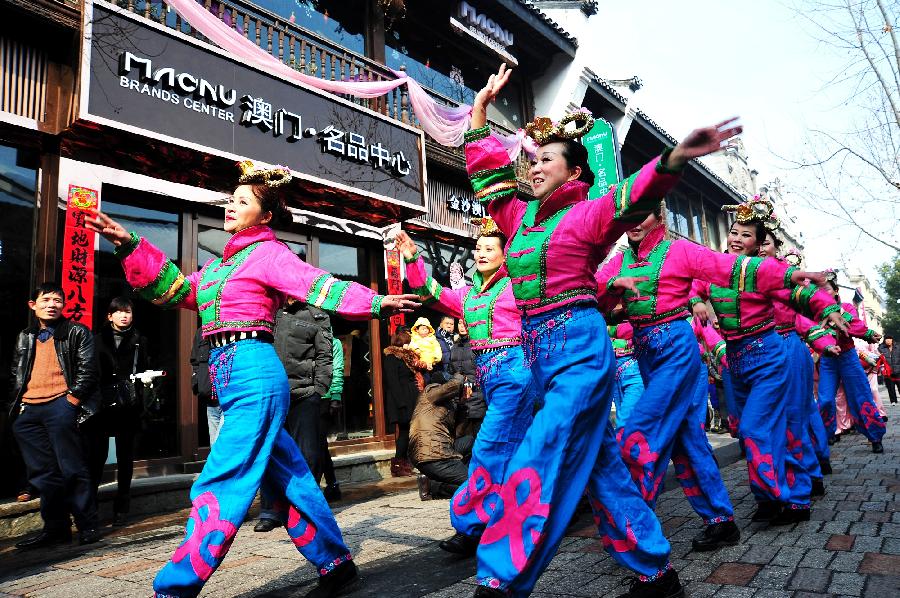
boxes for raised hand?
[612,276,645,296]
[471,63,512,129]
[380,294,421,316]
[394,231,418,261]
[669,117,743,169]
[823,345,841,357]
[85,210,132,247]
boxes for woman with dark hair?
[87,160,419,598]
[593,197,828,552]
[383,327,424,477]
[85,296,149,527]
[690,197,846,527]
[814,278,886,452]
[462,63,745,598]
[395,221,538,559]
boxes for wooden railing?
[114,0,531,182]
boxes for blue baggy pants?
[817,350,887,443]
[474,306,671,597]
[450,346,538,538]
[725,331,806,507]
[622,320,735,523]
[612,355,644,430]
[153,340,351,597]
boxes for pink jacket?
[405,254,522,352]
[595,224,797,327]
[690,278,839,341]
[837,302,879,352]
[773,290,839,355]
[116,225,381,336]
[465,126,681,315]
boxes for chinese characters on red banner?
[61,185,98,328]
[385,248,404,335]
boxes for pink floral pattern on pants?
[171,491,238,581]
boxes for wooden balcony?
[113,0,531,183]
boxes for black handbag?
[102,344,140,409]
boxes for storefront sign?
[82,2,425,209]
[445,192,485,218]
[450,1,518,66]
[61,185,98,327]
[583,117,622,200]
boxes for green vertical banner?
[583,117,623,200]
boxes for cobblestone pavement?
[1,395,898,597]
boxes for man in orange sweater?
[9,282,100,548]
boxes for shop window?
[254,0,365,56]
[318,241,375,440]
[665,194,690,239]
[0,143,38,498]
[92,199,182,461]
[689,198,705,245]
[384,27,523,130]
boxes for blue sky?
[582,0,895,288]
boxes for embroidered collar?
[631,223,668,260]
[223,225,276,260]
[534,180,589,224]
[473,264,509,294]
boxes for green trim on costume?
[196,242,262,325]
[654,147,684,175]
[864,329,877,342]
[114,232,141,259]
[316,280,353,313]
[403,251,420,265]
[464,126,491,143]
[506,201,575,304]
[709,284,741,331]
[688,296,704,309]
[371,295,384,319]
[819,303,841,320]
[730,256,762,293]
[472,166,518,203]
[783,266,798,288]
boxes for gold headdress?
[722,195,780,232]
[237,160,292,188]
[471,216,501,237]
[524,109,595,145]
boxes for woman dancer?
[758,236,839,482]
[87,161,419,598]
[465,64,742,598]
[689,197,845,525]
[395,223,538,557]
[816,278,886,452]
[595,205,824,551]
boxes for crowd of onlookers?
[381,315,486,501]
[5,282,347,549]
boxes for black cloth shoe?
[616,568,684,598]
[79,528,102,545]
[417,474,432,501]
[323,483,342,503]
[770,506,811,526]
[254,518,281,533]
[691,520,740,552]
[819,459,833,475]
[751,501,781,522]
[15,528,72,550]
[473,587,507,597]
[883,415,889,422]
[872,441,884,454]
[811,478,826,497]
[439,532,480,556]
[305,560,359,597]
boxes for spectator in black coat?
[450,320,485,438]
[84,296,149,527]
[433,316,455,383]
[255,299,333,532]
[190,329,221,445]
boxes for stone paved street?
[1,396,899,597]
